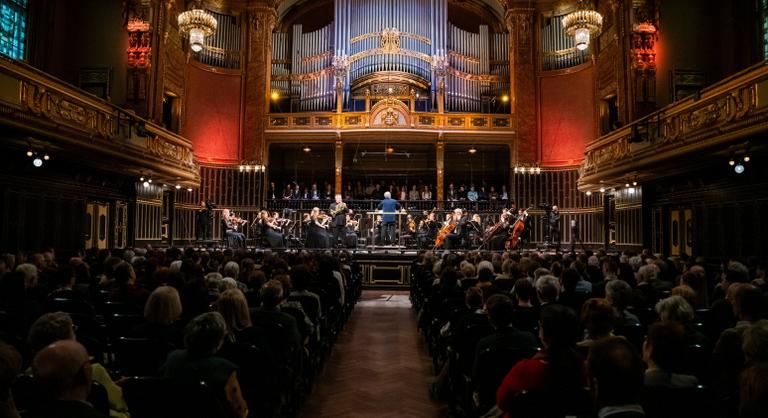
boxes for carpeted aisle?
[299,290,446,418]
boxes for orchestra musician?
[258,210,285,248]
[416,211,437,248]
[443,208,465,250]
[516,207,532,249]
[344,212,359,248]
[221,209,246,248]
[549,205,561,250]
[196,200,213,240]
[467,213,483,247]
[488,208,513,251]
[377,191,401,245]
[329,194,348,248]
[307,207,330,248]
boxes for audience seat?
[615,322,646,352]
[12,374,110,417]
[641,385,712,418]
[113,337,174,377]
[507,388,594,418]
[122,376,230,418]
[472,346,539,414]
[45,297,94,316]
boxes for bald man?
[28,340,105,418]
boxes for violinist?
[467,213,483,247]
[307,207,330,248]
[406,214,417,234]
[344,212,360,248]
[417,211,437,248]
[222,209,246,248]
[258,210,285,248]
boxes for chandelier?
[562,0,603,51]
[177,8,217,53]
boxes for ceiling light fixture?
[178,6,217,53]
[563,0,603,51]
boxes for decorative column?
[409,88,416,127]
[631,0,659,118]
[335,137,343,194]
[505,4,537,162]
[436,136,445,206]
[364,88,371,127]
[243,2,278,165]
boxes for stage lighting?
[187,188,193,192]
[32,157,43,167]
[148,179,153,183]
[728,158,735,166]
[43,154,50,161]
[140,176,145,181]
[271,91,279,100]
[468,146,477,154]
[628,187,636,193]
[743,155,750,162]
[625,182,630,188]
[599,187,605,193]
[734,164,745,174]
[632,181,637,186]
[302,146,311,153]
[26,150,33,157]
[143,181,150,188]
[386,146,395,154]
[501,94,509,103]
[586,191,592,196]
[175,184,181,189]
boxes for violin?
[505,207,532,250]
[407,218,416,233]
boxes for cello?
[505,207,532,250]
[434,222,456,248]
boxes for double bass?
[505,207,532,250]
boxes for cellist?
[489,208,513,251]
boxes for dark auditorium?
[1,0,768,417]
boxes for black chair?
[113,337,174,376]
[472,346,539,414]
[507,388,594,418]
[641,385,712,418]
[103,300,141,315]
[219,342,286,417]
[615,322,646,352]
[105,313,146,340]
[45,297,95,316]
[122,376,229,418]
[13,374,110,417]
[628,306,658,328]
[680,344,710,380]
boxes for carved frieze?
[21,81,115,138]
[146,135,196,168]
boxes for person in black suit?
[549,205,561,250]
[329,194,348,248]
[27,340,107,418]
[444,208,465,250]
[473,294,539,412]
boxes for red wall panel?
[538,65,595,167]
[182,65,241,163]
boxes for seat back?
[288,295,320,323]
[615,322,646,352]
[114,337,174,376]
[122,376,229,418]
[13,374,111,416]
[45,297,94,315]
[641,385,712,418]
[454,322,495,374]
[509,388,594,418]
[105,313,146,339]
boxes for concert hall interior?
[1,0,768,417]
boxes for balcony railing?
[0,56,199,184]
[265,112,513,131]
[578,61,768,190]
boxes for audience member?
[587,336,645,418]
[160,312,248,418]
[129,285,184,348]
[0,342,21,418]
[606,280,640,328]
[578,298,616,349]
[27,340,105,418]
[643,321,699,388]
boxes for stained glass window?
[763,0,768,60]
[0,0,27,60]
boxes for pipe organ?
[196,10,242,69]
[541,13,589,71]
[270,0,509,112]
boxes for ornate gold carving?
[493,117,510,127]
[350,30,431,46]
[448,68,500,83]
[21,81,115,137]
[302,50,332,64]
[270,117,288,126]
[370,98,409,128]
[146,135,195,168]
[448,50,480,64]
[349,47,432,65]
[471,117,488,127]
[380,28,401,52]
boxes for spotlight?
[140,176,145,181]
[271,91,279,100]
[175,184,181,189]
[148,179,153,183]
[586,191,592,196]
[743,155,750,162]
[239,165,245,172]
[386,146,395,154]
[728,158,735,166]
[415,92,420,98]
[43,154,50,161]
[501,94,509,103]
[302,146,311,153]
[535,167,541,174]
[142,181,150,188]
[625,182,630,188]
[26,150,33,157]
[468,146,477,154]
[632,181,637,186]
[187,188,193,192]
[734,164,745,174]
[32,157,43,167]
[599,187,605,193]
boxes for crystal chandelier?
[178,8,217,53]
[562,0,603,51]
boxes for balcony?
[578,61,768,191]
[0,57,199,186]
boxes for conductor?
[377,191,401,245]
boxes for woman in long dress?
[307,207,329,248]
[258,210,284,248]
